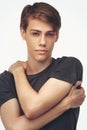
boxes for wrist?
[61,97,72,110]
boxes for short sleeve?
[0,71,16,106]
[49,57,83,84]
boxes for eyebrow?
[30,29,41,32]
[30,29,55,33]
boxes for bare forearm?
[12,98,70,130]
[12,69,71,119]
[12,69,38,116]
[29,97,70,129]
[5,115,38,130]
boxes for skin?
[10,19,72,119]
[0,79,85,130]
[20,19,58,74]
[0,19,85,130]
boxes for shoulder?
[0,70,13,79]
[54,56,82,63]
[50,56,83,83]
[53,56,83,69]
[0,71,16,107]
[0,70,11,77]
[0,70,14,86]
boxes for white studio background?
[0,0,87,130]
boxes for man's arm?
[0,82,85,130]
[9,61,73,119]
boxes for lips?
[35,49,48,54]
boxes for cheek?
[48,42,55,49]
[26,38,34,48]
[27,44,34,50]
[47,44,54,54]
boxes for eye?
[32,32,40,36]
[46,32,55,38]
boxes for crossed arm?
[0,61,85,130]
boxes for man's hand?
[9,61,27,74]
[64,81,86,108]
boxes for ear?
[20,27,26,40]
[55,31,59,42]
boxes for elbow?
[25,107,37,119]
[23,100,44,119]
[25,113,34,120]
[24,104,42,119]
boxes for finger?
[73,81,82,89]
[80,87,85,96]
[76,88,85,98]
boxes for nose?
[39,35,46,46]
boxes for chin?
[35,56,51,63]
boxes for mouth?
[35,50,48,54]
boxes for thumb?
[73,81,82,89]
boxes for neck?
[26,58,52,75]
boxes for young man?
[0,2,85,130]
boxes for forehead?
[27,18,54,32]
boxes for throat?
[26,58,52,75]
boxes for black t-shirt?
[0,56,83,130]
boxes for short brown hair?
[20,2,61,32]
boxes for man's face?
[21,19,58,62]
